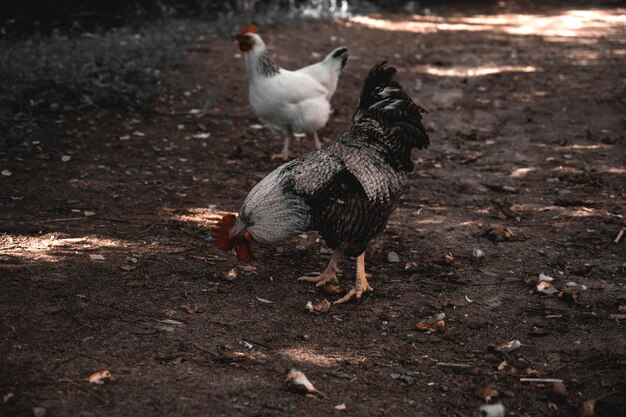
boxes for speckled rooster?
[213,62,429,304]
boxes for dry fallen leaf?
[285,369,328,399]
[322,282,344,295]
[61,155,71,162]
[217,268,238,281]
[89,254,105,261]
[88,370,112,384]
[495,339,521,353]
[441,252,454,264]
[552,381,568,398]
[579,399,596,417]
[305,299,331,315]
[132,131,145,137]
[256,297,274,304]
[83,211,96,217]
[240,265,257,273]
[120,256,137,271]
[1,169,12,177]
[415,313,445,332]
[486,226,514,242]
[334,403,347,410]
[536,281,556,295]
[558,288,581,302]
[474,385,499,403]
[183,303,198,314]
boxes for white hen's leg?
[298,249,341,286]
[312,131,323,150]
[271,131,290,160]
[334,253,373,304]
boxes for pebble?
[33,408,47,417]
[477,403,505,417]
[387,251,400,263]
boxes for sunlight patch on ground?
[159,206,234,227]
[510,91,548,102]
[457,220,483,228]
[410,64,538,77]
[510,167,536,178]
[280,347,366,367]
[559,144,612,151]
[412,217,445,225]
[599,166,626,175]
[569,207,600,217]
[349,9,626,39]
[550,166,585,175]
[0,234,135,262]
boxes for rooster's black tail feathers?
[355,61,429,151]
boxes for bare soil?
[1,2,625,417]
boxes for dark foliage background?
[3,0,623,148]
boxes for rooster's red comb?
[212,214,236,251]
[239,23,258,35]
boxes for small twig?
[95,217,134,224]
[41,217,85,223]
[543,238,598,253]
[193,343,218,356]
[436,362,472,368]
[58,378,108,404]
[520,378,563,383]
[463,279,520,287]
[614,227,625,244]
[25,265,40,277]
[138,223,155,234]
[56,323,91,343]
[246,339,274,350]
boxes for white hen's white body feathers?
[243,35,347,135]
[297,47,348,100]
[248,68,330,134]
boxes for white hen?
[236,24,348,160]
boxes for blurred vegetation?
[0,21,213,148]
[2,1,423,35]
[0,0,426,148]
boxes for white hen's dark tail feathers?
[348,61,429,172]
[325,46,349,72]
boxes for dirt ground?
[1,2,626,417]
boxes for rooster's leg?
[334,252,373,304]
[271,132,290,160]
[312,131,323,150]
[298,249,341,286]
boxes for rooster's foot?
[271,151,289,161]
[334,252,372,304]
[334,280,373,304]
[297,272,338,287]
